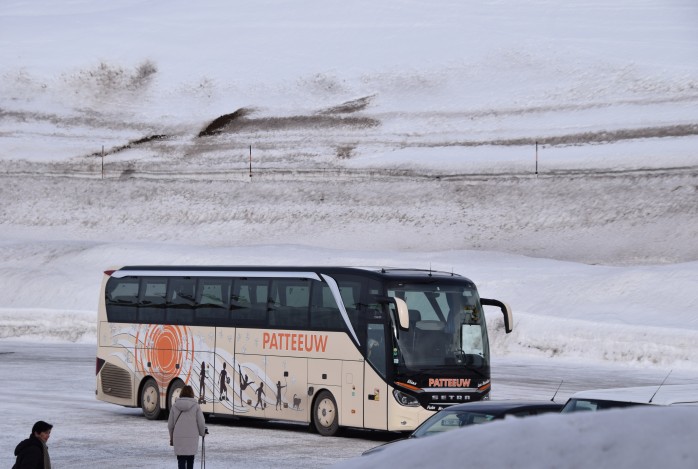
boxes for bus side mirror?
[393,297,410,331]
[481,298,513,334]
[376,295,410,331]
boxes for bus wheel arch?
[167,379,185,411]
[140,378,163,420]
[311,389,340,436]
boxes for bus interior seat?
[413,320,447,360]
[403,310,422,352]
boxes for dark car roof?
[438,400,563,414]
[362,400,561,456]
[565,384,698,407]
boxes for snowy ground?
[0,341,395,468]
[1,0,698,467]
[3,342,697,469]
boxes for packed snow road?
[1,341,694,469]
[0,342,384,469]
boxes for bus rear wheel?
[312,390,339,436]
[141,379,163,420]
[168,379,184,410]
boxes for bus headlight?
[393,389,420,407]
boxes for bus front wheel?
[312,390,339,436]
[141,379,163,420]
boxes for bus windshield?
[388,283,489,372]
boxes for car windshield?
[411,410,498,438]
[561,398,645,413]
[388,283,489,371]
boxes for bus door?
[265,353,308,422]
[364,321,388,429]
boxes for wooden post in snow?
[535,141,538,178]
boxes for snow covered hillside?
[0,0,697,366]
[2,0,696,261]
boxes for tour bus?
[96,266,513,436]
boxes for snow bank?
[0,308,96,343]
[334,406,698,469]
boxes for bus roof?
[568,384,698,406]
[109,265,473,283]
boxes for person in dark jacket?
[168,385,206,469]
[13,420,53,469]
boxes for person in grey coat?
[168,385,207,469]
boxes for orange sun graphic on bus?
[134,325,195,389]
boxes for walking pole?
[201,430,206,469]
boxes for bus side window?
[232,279,268,326]
[195,278,231,326]
[268,279,309,329]
[105,278,139,322]
[337,282,362,332]
[138,277,167,324]
[166,278,196,325]
[310,283,344,330]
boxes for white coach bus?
[96,266,513,436]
